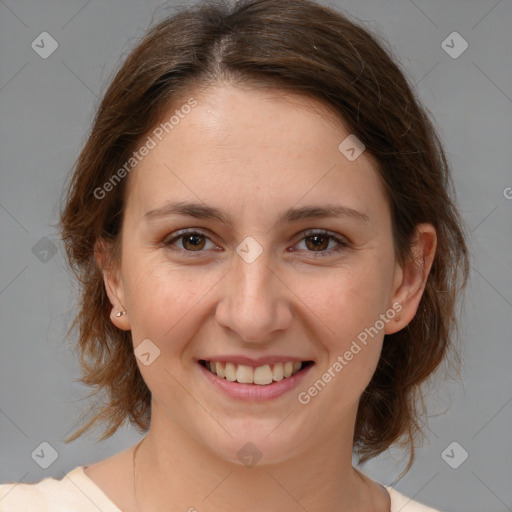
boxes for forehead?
[124,83,388,224]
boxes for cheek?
[298,272,389,412]
[294,258,393,396]
[123,255,221,349]
[304,262,392,339]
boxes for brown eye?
[294,229,349,258]
[165,230,215,254]
[304,234,330,252]
[181,233,206,251]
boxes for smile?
[197,357,315,401]
[199,360,313,385]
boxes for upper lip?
[197,355,314,367]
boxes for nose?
[214,247,293,344]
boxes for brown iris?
[181,233,206,251]
[305,234,329,252]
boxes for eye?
[164,228,349,258]
[292,229,349,257]
[164,230,217,255]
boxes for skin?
[87,82,436,512]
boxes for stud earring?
[116,310,127,317]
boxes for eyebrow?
[143,201,370,227]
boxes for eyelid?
[299,228,349,245]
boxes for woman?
[0,0,469,510]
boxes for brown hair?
[59,0,469,471]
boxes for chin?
[197,421,308,468]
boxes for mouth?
[199,360,314,386]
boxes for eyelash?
[163,229,349,258]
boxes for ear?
[385,223,437,334]
[94,238,131,331]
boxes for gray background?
[1,1,511,511]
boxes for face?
[100,83,431,466]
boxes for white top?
[0,466,441,511]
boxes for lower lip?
[198,362,314,402]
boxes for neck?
[132,402,383,512]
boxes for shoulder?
[0,466,121,512]
[385,485,443,512]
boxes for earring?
[116,310,127,317]
[395,316,401,323]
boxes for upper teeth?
[205,361,303,385]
